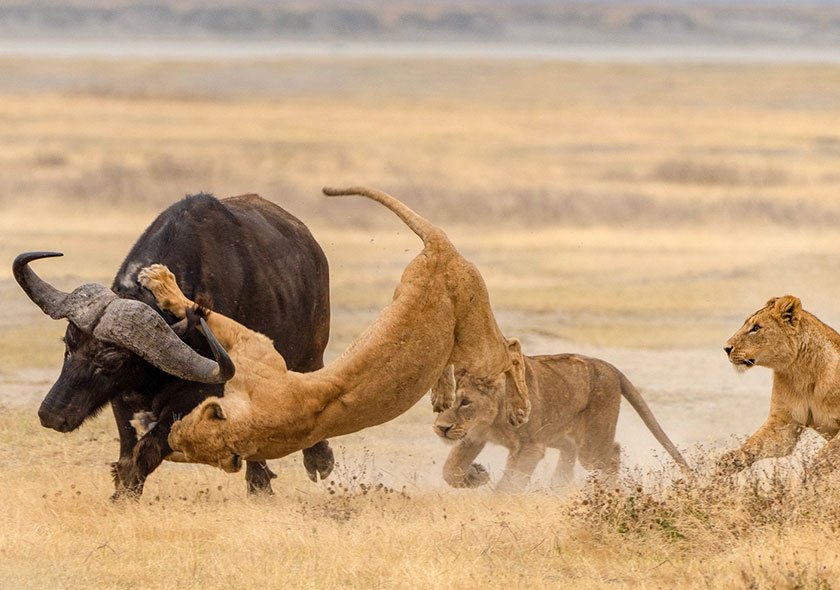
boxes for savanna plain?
[2,58,840,589]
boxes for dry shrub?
[564,445,840,587]
[297,446,412,524]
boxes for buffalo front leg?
[110,396,144,501]
[442,438,489,488]
[121,418,177,499]
[245,461,277,495]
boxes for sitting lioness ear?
[202,401,227,421]
[774,295,801,326]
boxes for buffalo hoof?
[110,460,144,501]
[245,461,277,496]
[303,441,334,482]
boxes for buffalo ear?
[774,295,802,326]
[201,401,227,421]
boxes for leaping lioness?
[139,186,529,472]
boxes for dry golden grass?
[3,403,840,590]
[3,58,840,589]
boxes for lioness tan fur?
[435,347,690,491]
[138,186,529,472]
[721,296,840,475]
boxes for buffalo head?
[13,251,234,432]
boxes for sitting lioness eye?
[460,398,471,407]
[749,324,761,333]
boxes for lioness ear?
[201,401,227,421]
[774,295,801,326]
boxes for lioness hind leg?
[550,437,577,489]
[496,443,545,493]
[579,442,621,487]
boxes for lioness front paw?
[431,366,455,412]
[432,394,454,413]
[138,264,189,317]
[506,399,531,428]
[716,449,751,477]
[445,463,490,488]
[466,463,490,487]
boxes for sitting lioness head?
[169,398,252,473]
[435,338,527,440]
[725,295,802,372]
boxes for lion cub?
[435,342,689,491]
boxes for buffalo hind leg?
[302,440,334,482]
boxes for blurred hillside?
[0,1,838,47]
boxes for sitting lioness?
[720,296,840,475]
[435,346,690,491]
[137,186,529,473]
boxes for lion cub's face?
[725,296,802,372]
[169,399,244,473]
[434,371,502,441]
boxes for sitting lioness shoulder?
[720,295,840,475]
[435,340,689,491]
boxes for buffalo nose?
[38,406,67,431]
[724,345,733,356]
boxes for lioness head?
[168,398,248,473]
[725,295,802,371]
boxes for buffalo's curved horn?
[12,251,68,318]
[200,317,235,382]
[93,299,234,384]
[13,251,118,330]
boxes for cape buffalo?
[14,193,333,499]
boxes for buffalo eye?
[62,324,81,350]
[94,347,129,373]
